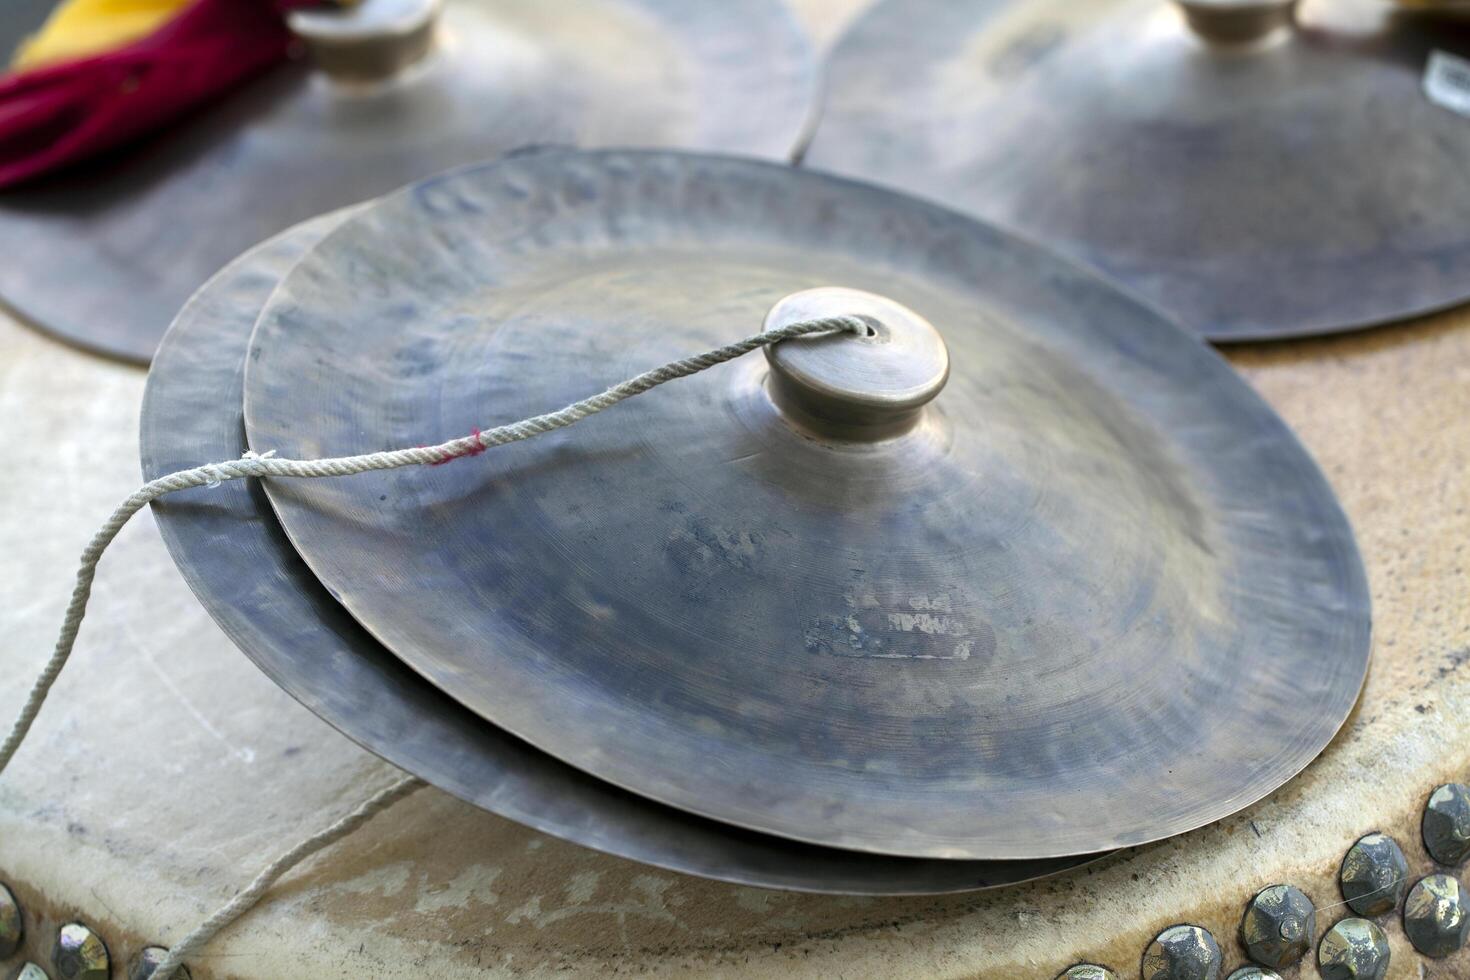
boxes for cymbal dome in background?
[138,207,1092,895]
[805,0,1470,341]
[242,148,1370,862]
[0,0,816,364]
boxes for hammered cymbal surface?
[0,0,814,364]
[243,149,1369,860]
[139,209,1089,895]
[806,0,1470,341]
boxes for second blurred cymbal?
[0,0,815,363]
[807,0,1470,341]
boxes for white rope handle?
[150,775,426,979]
[1,315,864,979]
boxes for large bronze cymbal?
[0,0,814,364]
[140,208,1093,894]
[805,0,1470,341]
[243,149,1370,861]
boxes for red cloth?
[0,0,317,189]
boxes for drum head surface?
[140,209,1090,894]
[0,0,815,364]
[805,0,1470,341]
[243,149,1370,861]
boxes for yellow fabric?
[11,0,193,70]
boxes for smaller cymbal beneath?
[807,0,1470,341]
[0,0,815,363]
[140,207,1097,895]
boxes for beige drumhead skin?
[0,6,1466,977]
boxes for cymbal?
[3,0,53,46]
[0,0,815,364]
[805,0,1470,341]
[243,149,1370,860]
[140,206,1093,894]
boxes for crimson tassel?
[0,0,322,189]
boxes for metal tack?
[1403,873,1470,958]
[129,946,191,980]
[1339,833,1409,917]
[12,965,49,980]
[1224,969,1281,980]
[1239,884,1314,969]
[0,884,20,960]
[1141,924,1222,980]
[51,924,108,980]
[1057,965,1117,980]
[1317,917,1389,980]
[1423,783,1470,866]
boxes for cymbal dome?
[763,287,950,437]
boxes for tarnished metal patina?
[0,882,21,959]
[1424,783,1470,866]
[1141,925,1221,980]
[128,947,190,980]
[1057,965,1117,980]
[51,923,108,980]
[1339,832,1410,917]
[1317,917,1389,980]
[1403,873,1470,957]
[808,0,1470,341]
[0,0,816,363]
[242,148,1370,862]
[13,964,49,980]
[141,211,1092,895]
[1239,884,1314,969]
[1224,968,1281,980]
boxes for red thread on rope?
[430,428,487,466]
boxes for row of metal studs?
[0,785,1467,978]
[1056,781,1470,979]
[0,883,188,980]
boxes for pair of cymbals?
[807,0,1470,341]
[0,0,816,364]
[143,148,1370,890]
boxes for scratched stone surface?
[2,5,1470,979]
